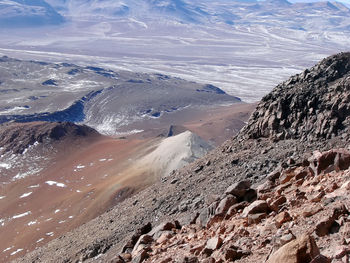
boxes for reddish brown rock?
[156,232,173,245]
[215,195,237,216]
[242,200,270,218]
[302,204,323,218]
[189,244,205,255]
[248,213,266,225]
[315,216,336,237]
[280,172,295,184]
[269,195,287,212]
[257,180,274,194]
[266,234,320,263]
[309,190,325,203]
[275,211,292,228]
[311,149,350,175]
[294,167,310,180]
[267,169,281,182]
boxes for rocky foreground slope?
[14,52,350,263]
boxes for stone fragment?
[266,234,320,263]
[279,172,295,184]
[309,190,325,203]
[120,253,132,262]
[226,201,249,218]
[208,237,223,250]
[197,202,218,227]
[294,168,309,180]
[215,195,237,216]
[122,223,152,253]
[275,211,292,228]
[242,200,270,218]
[244,188,258,202]
[310,149,350,175]
[156,232,173,244]
[149,221,178,239]
[222,246,251,261]
[309,255,331,263]
[132,235,153,254]
[111,255,126,263]
[189,244,205,255]
[248,213,266,224]
[315,216,336,237]
[257,180,274,194]
[132,249,149,263]
[225,180,251,198]
[267,169,281,182]
[302,204,323,217]
[269,195,287,212]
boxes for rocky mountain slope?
[12,53,350,262]
[241,52,350,141]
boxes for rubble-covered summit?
[241,52,350,141]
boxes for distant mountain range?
[1,0,350,103]
[1,0,349,30]
[0,0,64,27]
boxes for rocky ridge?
[241,52,350,141]
[14,52,350,263]
[0,121,99,155]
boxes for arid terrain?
[0,102,253,262]
[6,52,350,263]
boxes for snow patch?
[36,238,44,243]
[54,209,60,214]
[46,232,54,236]
[0,196,5,200]
[13,168,43,180]
[3,246,14,252]
[28,184,40,188]
[19,192,32,198]
[10,248,23,256]
[12,211,31,219]
[0,162,11,169]
[27,220,37,226]
[45,181,66,188]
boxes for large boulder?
[266,234,320,263]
